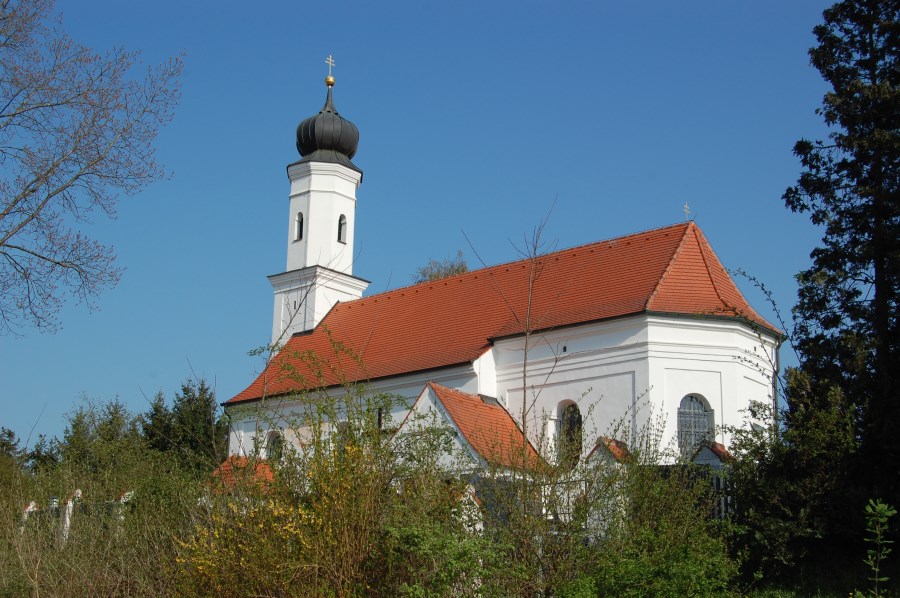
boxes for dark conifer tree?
[0,427,20,461]
[784,0,899,506]
[171,378,228,471]
[142,391,174,453]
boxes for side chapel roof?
[422,383,542,470]
[588,436,632,463]
[697,441,734,463]
[228,221,778,405]
[210,456,274,492]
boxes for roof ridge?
[691,224,731,310]
[429,381,490,406]
[691,227,779,333]
[425,382,487,466]
[638,221,780,335]
[643,221,695,310]
[392,382,431,435]
[345,222,694,308]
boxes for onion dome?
[296,77,361,173]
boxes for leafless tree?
[0,0,183,334]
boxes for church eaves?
[228,221,778,405]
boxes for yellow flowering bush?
[176,492,315,595]
[174,390,478,597]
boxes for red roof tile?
[587,436,631,463]
[427,383,542,469]
[210,456,274,492]
[229,222,777,404]
[647,224,772,325]
[704,441,734,462]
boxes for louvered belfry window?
[337,214,347,243]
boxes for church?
[223,69,781,469]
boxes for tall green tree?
[59,397,142,470]
[171,378,227,471]
[23,433,58,472]
[142,390,174,453]
[784,0,899,503]
[0,427,20,461]
[0,427,22,485]
[728,378,857,579]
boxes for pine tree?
[0,427,20,461]
[24,434,59,472]
[142,391,174,453]
[171,378,227,471]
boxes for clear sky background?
[2,0,834,445]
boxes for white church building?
[223,72,780,468]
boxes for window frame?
[677,393,715,455]
[294,211,304,241]
[337,214,347,244]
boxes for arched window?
[678,394,714,454]
[557,402,583,470]
[266,431,284,461]
[294,212,303,241]
[337,214,347,243]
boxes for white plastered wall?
[230,314,777,464]
[285,161,361,274]
[225,363,477,458]
[492,314,777,461]
[493,317,649,457]
[269,266,368,345]
[393,385,481,471]
[268,160,366,345]
[644,316,777,451]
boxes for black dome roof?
[296,83,360,173]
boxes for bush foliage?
[1,386,739,597]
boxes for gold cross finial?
[324,54,336,86]
[683,202,691,221]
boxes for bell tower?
[269,58,368,347]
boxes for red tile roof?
[588,436,632,463]
[427,383,542,470]
[229,222,777,404]
[704,441,734,462]
[210,456,274,492]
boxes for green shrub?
[589,463,737,597]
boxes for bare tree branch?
[0,0,183,334]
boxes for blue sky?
[2,0,833,444]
